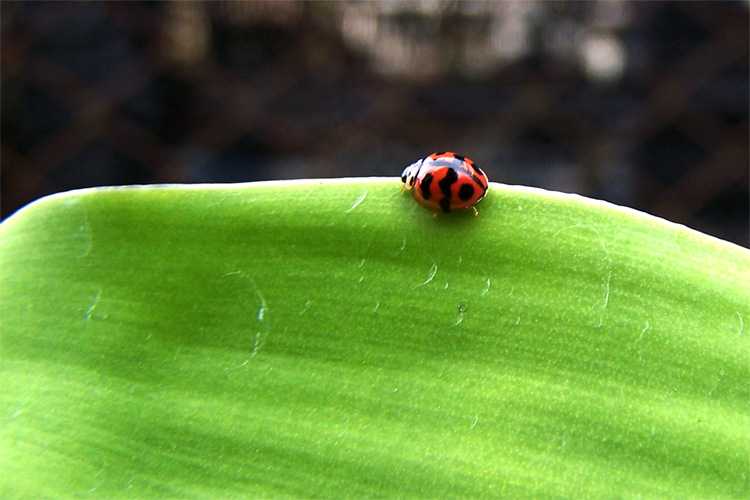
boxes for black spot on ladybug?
[420,173,434,200]
[438,168,459,212]
[434,151,446,156]
[463,163,488,192]
[453,154,466,162]
[458,183,475,201]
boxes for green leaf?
[1,179,748,499]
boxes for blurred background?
[1,0,748,247]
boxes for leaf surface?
[1,179,748,498]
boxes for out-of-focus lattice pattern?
[2,1,747,246]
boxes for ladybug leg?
[432,212,439,220]
[470,206,479,216]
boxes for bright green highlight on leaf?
[1,179,748,498]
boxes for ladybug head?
[400,159,423,188]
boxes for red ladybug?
[401,152,489,217]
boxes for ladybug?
[401,152,489,217]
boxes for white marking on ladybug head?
[400,158,424,189]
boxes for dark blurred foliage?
[1,1,747,246]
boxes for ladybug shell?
[401,152,489,213]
